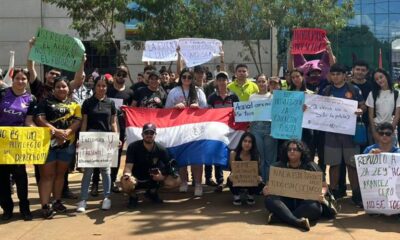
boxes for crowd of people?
[0,37,399,232]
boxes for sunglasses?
[143,131,155,136]
[287,147,300,152]
[182,75,193,80]
[117,72,127,78]
[378,131,392,137]
[49,71,61,77]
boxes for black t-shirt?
[352,80,372,124]
[208,91,239,108]
[81,96,117,131]
[272,160,325,182]
[126,140,170,181]
[161,82,177,94]
[106,85,134,106]
[30,77,52,102]
[131,82,147,92]
[133,87,167,108]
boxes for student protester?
[363,122,400,154]
[204,49,226,97]
[107,66,134,193]
[159,68,176,94]
[320,63,365,206]
[131,71,167,108]
[193,65,207,90]
[227,132,263,206]
[207,71,239,191]
[263,140,326,232]
[121,123,181,208]
[35,76,82,219]
[366,68,400,143]
[249,74,277,183]
[0,69,36,221]
[228,64,259,101]
[165,68,207,196]
[70,58,92,106]
[131,65,156,92]
[76,76,119,212]
[27,37,78,199]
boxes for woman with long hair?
[263,140,326,231]
[35,76,81,219]
[0,68,36,221]
[165,68,207,196]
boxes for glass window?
[360,1,375,14]
[376,1,389,14]
[389,0,400,13]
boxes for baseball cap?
[216,71,229,80]
[104,73,112,80]
[148,71,160,79]
[194,65,205,73]
[142,123,156,133]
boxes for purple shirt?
[0,88,36,126]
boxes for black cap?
[142,123,156,133]
[194,65,205,73]
[148,71,160,79]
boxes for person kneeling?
[121,123,181,208]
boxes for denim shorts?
[46,145,75,163]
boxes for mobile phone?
[149,168,159,175]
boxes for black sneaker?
[90,184,99,197]
[246,195,256,205]
[52,200,67,213]
[1,210,13,221]
[62,190,78,199]
[214,184,224,193]
[21,209,33,221]
[128,196,138,209]
[111,183,121,193]
[42,204,55,219]
[145,190,163,204]
[206,179,218,186]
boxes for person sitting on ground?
[263,140,327,231]
[363,122,400,154]
[227,132,263,206]
[121,123,181,208]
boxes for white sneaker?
[76,200,87,212]
[194,185,203,197]
[179,182,188,192]
[233,195,242,206]
[101,198,111,210]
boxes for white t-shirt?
[165,86,207,108]
[366,90,400,124]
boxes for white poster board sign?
[179,38,222,67]
[234,99,272,122]
[302,95,357,135]
[77,132,119,168]
[355,153,400,215]
[142,40,179,62]
[108,98,124,110]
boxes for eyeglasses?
[182,75,193,80]
[143,131,155,136]
[378,131,392,137]
[287,147,300,152]
[117,72,127,78]
[49,71,61,77]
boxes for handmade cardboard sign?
[291,28,327,55]
[230,161,259,187]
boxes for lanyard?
[181,86,190,106]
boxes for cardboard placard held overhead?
[230,161,259,187]
[268,167,322,201]
[291,28,327,55]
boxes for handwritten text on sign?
[230,161,259,187]
[28,28,85,72]
[302,95,358,135]
[234,99,272,122]
[142,40,179,62]
[0,127,50,164]
[77,132,119,168]
[268,167,322,201]
[271,90,305,140]
[291,28,327,55]
[179,38,222,67]
[355,153,400,215]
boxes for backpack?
[372,89,398,118]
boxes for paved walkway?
[0,165,399,240]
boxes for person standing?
[227,64,259,101]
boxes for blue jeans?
[250,121,277,183]
[80,167,111,200]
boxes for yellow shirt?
[228,79,259,101]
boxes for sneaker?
[20,208,33,221]
[127,196,138,209]
[266,212,273,224]
[1,210,13,221]
[62,190,78,199]
[179,182,188,193]
[233,195,242,206]
[52,200,67,213]
[145,191,163,203]
[298,217,310,231]
[246,195,256,205]
[90,185,99,197]
[205,179,218,186]
[76,200,87,213]
[42,204,55,219]
[194,185,203,197]
[214,184,224,193]
[111,183,121,193]
[101,198,112,210]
